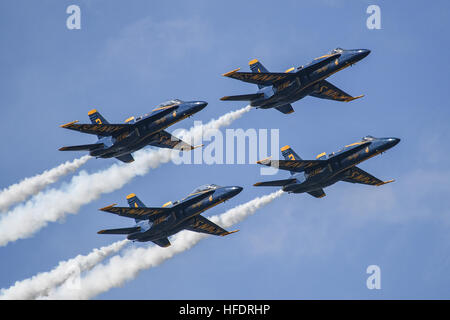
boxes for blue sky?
[0,0,449,299]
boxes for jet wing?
[307,189,326,198]
[99,204,169,221]
[147,130,200,151]
[60,121,131,137]
[309,80,364,102]
[342,166,395,186]
[185,215,238,236]
[256,158,327,173]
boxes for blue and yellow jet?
[254,136,400,198]
[221,48,370,114]
[59,99,207,163]
[97,184,243,247]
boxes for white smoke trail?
[0,106,251,246]
[0,239,128,300]
[0,156,91,212]
[44,190,283,300]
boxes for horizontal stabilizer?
[254,178,297,187]
[220,93,264,101]
[59,143,104,151]
[97,227,141,234]
[256,158,327,173]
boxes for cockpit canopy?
[362,135,375,141]
[155,99,183,109]
[191,184,220,194]
[331,47,344,54]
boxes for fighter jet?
[97,184,243,247]
[254,136,400,198]
[220,48,370,114]
[59,99,207,163]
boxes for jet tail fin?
[88,109,109,125]
[249,59,269,89]
[281,145,302,160]
[249,59,269,72]
[281,145,302,175]
[88,109,109,138]
[126,193,146,223]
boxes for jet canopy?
[362,135,375,141]
[155,99,183,109]
[191,184,220,194]
[331,48,344,54]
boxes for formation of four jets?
[59,48,400,247]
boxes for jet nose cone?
[358,49,371,59]
[390,137,401,146]
[191,101,208,112]
[227,186,243,198]
[385,137,401,149]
